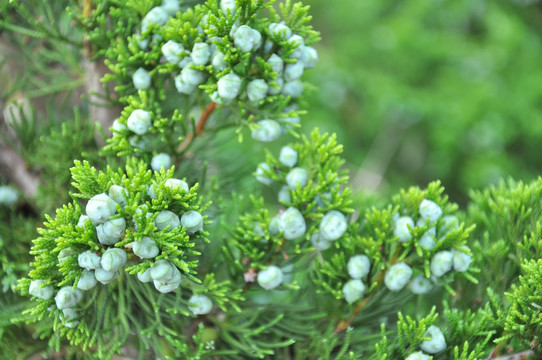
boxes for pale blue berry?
[109,185,128,207]
[86,193,117,225]
[255,162,273,185]
[394,216,414,242]
[211,51,227,71]
[419,199,442,223]
[76,215,90,228]
[420,325,447,354]
[342,279,365,304]
[29,280,53,300]
[133,237,160,259]
[181,62,206,86]
[278,207,306,240]
[150,260,182,293]
[268,77,284,95]
[181,210,203,234]
[77,270,98,291]
[311,232,333,251]
[288,34,305,59]
[153,267,181,293]
[284,62,304,82]
[151,153,172,171]
[141,7,169,33]
[251,119,282,142]
[175,73,196,94]
[217,73,241,100]
[188,294,213,315]
[111,119,127,133]
[191,42,211,65]
[162,40,185,65]
[155,210,180,231]
[419,229,436,250]
[78,250,101,271]
[282,80,303,98]
[233,25,260,52]
[165,178,189,194]
[161,0,180,16]
[100,248,127,272]
[257,265,283,290]
[452,247,472,272]
[278,185,291,204]
[319,210,347,241]
[133,67,151,90]
[286,167,308,190]
[384,263,413,292]
[430,251,453,277]
[96,217,126,245]
[410,275,433,294]
[127,109,152,135]
[268,22,292,41]
[405,351,431,360]
[0,186,18,206]
[62,308,80,328]
[55,286,83,310]
[300,46,318,69]
[150,259,176,281]
[247,79,269,102]
[347,255,371,279]
[94,268,118,284]
[267,54,284,73]
[137,268,152,283]
[279,146,298,167]
[220,0,235,15]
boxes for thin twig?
[487,350,533,360]
[177,101,217,153]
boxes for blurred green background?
[303,0,542,203]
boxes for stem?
[177,101,216,154]
[334,245,402,334]
[333,270,386,334]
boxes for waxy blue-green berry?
[384,263,413,292]
[78,250,101,271]
[347,255,370,279]
[154,210,180,231]
[55,286,83,310]
[285,167,308,190]
[342,279,365,304]
[109,185,127,207]
[133,237,160,259]
[94,268,118,284]
[29,280,53,300]
[257,265,284,290]
[181,210,203,234]
[251,119,282,142]
[319,210,347,241]
[430,251,453,277]
[97,217,126,245]
[86,193,117,225]
[278,207,306,240]
[133,67,151,90]
[100,248,127,272]
[77,270,98,291]
[127,109,152,135]
[62,308,80,328]
[188,294,213,315]
[420,325,447,354]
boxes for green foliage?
[500,259,542,357]
[0,0,541,359]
